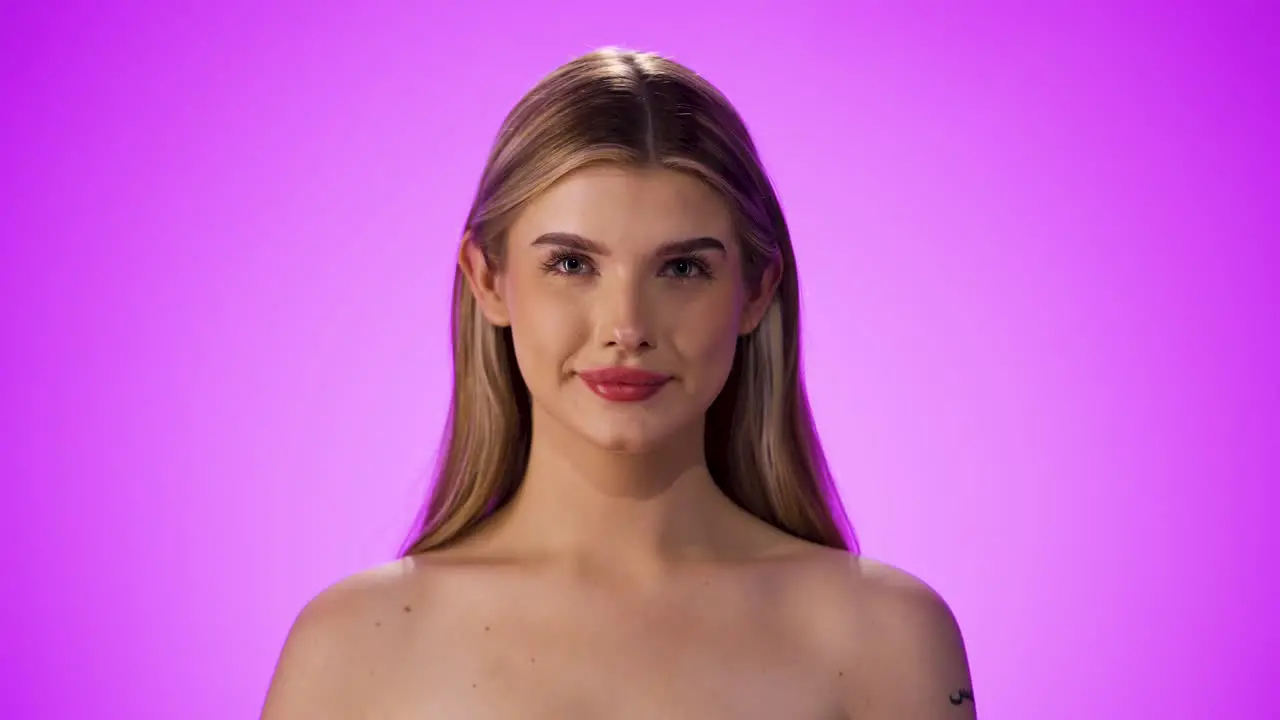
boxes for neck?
[481,405,740,572]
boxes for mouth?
[576,368,672,403]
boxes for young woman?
[262,47,976,719]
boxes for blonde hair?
[401,47,857,555]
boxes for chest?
[367,583,847,719]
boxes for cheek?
[504,276,587,376]
[669,291,742,385]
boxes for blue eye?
[663,257,712,279]
[541,252,712,280]
[543,252,593,275]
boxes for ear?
[739,258,782,335]
[457,232,512,327]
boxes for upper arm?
[844,565,976,719]
[259,583,373,720]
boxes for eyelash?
[540,250,715,280]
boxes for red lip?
[578,368,671,385]
[578,367,671,402]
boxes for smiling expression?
[465,163,776,454]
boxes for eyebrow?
[530,232,726,256]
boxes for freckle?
[484,625,490,631]
[838,671,844,677]
[374,621,382,627]
[530,656,536,664]
[471,683,477,688]
[403,605,411,613]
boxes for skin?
[261,165,976,719]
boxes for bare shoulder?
[260,557,427,719]
[813,554,977,719]
[843,556,962,634]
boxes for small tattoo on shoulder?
[948,688,974,705]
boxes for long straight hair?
[401,48,857,555]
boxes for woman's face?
[463,164,777,455]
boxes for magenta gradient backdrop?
[3,2,1277,718]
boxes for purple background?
[3,2,1276,718]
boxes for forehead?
[509,165,734,246]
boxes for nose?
[611,326,648,351]
[598,276,653,352]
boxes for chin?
[579,420,676,455]
[570,401,705,455]
[538,382,712,457]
